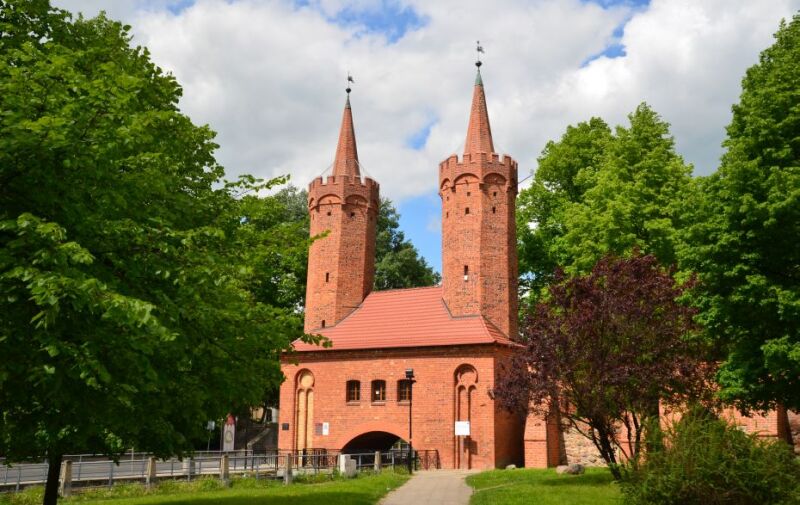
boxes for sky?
[53,0,800,273]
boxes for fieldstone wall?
[562,424,605,467]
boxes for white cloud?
[51,0,800,201]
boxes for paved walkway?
[380,470,477,505]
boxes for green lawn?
[468,468,622,505]
[2,473,409,505]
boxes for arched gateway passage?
[341,431,405,453]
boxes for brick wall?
[305,175,379,332]
[278,344,524,469]
[439,153,519,337]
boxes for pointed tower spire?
[332,75,360,177]
[464,42,494,155]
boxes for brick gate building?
[277,63,539,469]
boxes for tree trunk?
[43,452,62,505]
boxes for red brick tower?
[305,91,379,332]
[439,65,519,337]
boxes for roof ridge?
[369,284,442,295]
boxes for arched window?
[346,380,360,402]
[371,380,386,402]
[397,380,412,402]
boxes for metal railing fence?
[0,448,440,492]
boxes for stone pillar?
[58,460,72,497]
[284,454,293,485]
[145,457,157,488]
[219,454,230,484]
[373,451,381,472]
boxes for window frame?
[397,379,412,403]
[371,379,387,403]
[346,380,360,403]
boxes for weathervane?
[476,40,484,68]
[346,72,354,94]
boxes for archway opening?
[341,431,404,453]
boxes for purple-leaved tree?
[496,253,713,479]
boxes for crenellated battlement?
[438,152,518,193]
[307,175,380,211]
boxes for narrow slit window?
[327,210,331,216]
[465,207,470,215]
[350,211,355,217]
[325,272,330,283]
[492,207,496,214]
[464,265,469,281]
[467,192,471,196]
[321,320,326,328]
[493,191,497,197]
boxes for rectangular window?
[371,380,386,402]
[346,380,360,402]
[397,380,412,402]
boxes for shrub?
[621,408,800,505]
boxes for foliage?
[678,14,800,412]
[468,467,621,505]
[373,197,440,289]
[517,117,612,301]
[495,253,711,479]
[0,2,308,503]
[621,407,800,505]
[517,105,694,309]
[558,104,694,273]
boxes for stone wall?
[562,424,606,467]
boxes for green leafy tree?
[0,4,307,504]
[374,198,440,289]
[517,117,612,301]
[679,15,800,413]
[558,104,694,273]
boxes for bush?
[621,408,800,505]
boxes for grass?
[1,471,409,505]
[468,467,622,505]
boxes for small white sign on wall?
[455,421,470,436]
[322,422,330,436]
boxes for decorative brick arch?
[454,364,478,469]
[295,369,315,452]
[453,173,479,189]
[482,172,507,186]
[331,420,409,451]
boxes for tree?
[0,4,306,503]
[495,253,711,480]
[517,117,612,303]
[557,104,694,273]
[679,15,800,413]
[374,198,440,290]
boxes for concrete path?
[380,470,477,505]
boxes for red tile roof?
[292,285,517,352]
